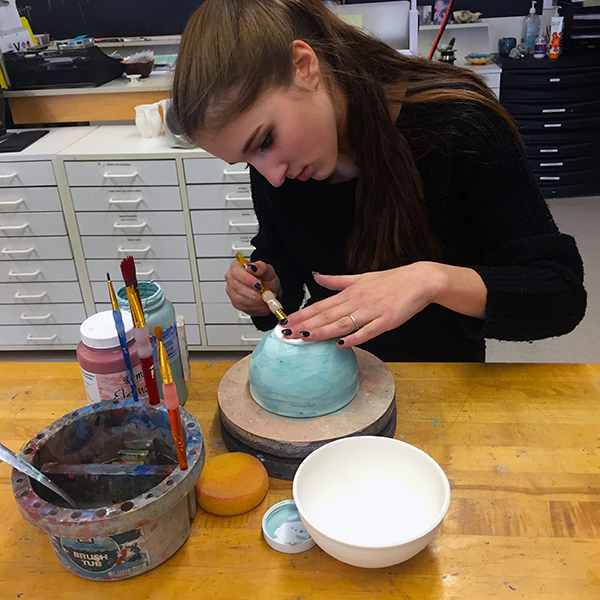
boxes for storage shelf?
[420,21,489,31]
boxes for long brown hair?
[172,0,519,272]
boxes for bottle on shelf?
[522,0,541,53]
[533,33,547,59]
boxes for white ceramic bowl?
[293,436,450,568]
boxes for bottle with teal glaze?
[117,281,187,405]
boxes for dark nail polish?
[336,339,345,346]
[300,331,311,338]
[248,264,258,272]
[280,318,288,325]
[282,329,292,336]
[312,271,320,276]
[254,282,263,291]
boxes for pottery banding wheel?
[218,348,396,477]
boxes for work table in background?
[1,361,600,599]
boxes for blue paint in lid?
[262,499,315,554]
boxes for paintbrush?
[107,273,139,402]
[0,441,77,508]
[120,256,161,406]
[235,252,287,321]
[154,326,187,470]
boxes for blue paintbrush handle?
[112,309,139,402]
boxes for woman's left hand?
[281,262,487,347]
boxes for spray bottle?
[522,0,541,53]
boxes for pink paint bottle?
[76,311,146,404]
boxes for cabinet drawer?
[96,302,199,325]
[501,81,600,102]
[76,211,185,236]
[71,186,182,211]
[187,183,253,209]
[65,160,178,186]
[501,67,600,89]
[1,237,73,261]
[524,138,600,159]
[0,212,66,237]
[81,235,189,259]
[86,259,192,282]
[205,324,266,346]
[515,114,600,134]
[1,282,82,304]
[197,257,241,280]
[0,324,81,346]
[206,325,268,346]
[532,167,597,187]
[0,187,61,212]
[191,209,258,235]
[184,158,250,184]
[200,281,229,303]
[91,280,195,304]
[503,98,600,116]
[0,303,86,325]
[0,161,55,187]
[203,303,253,325]
[194,234,255,258]
[1,259,77,282]
[528,154,600,172]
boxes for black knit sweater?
[249,100,587,362]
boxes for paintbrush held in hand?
[107,273,139,402]
[120,256,161,406]
[154,326,188,470]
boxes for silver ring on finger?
[348,314,360,333]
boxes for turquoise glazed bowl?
[248,326,359,418]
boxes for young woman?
[171,0,586,362]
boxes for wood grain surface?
[1,361,600,599]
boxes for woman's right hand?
[224,259,282,317]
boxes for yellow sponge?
[195,452,269,516]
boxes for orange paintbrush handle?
[163,381,187,470]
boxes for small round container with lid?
[76,310,145,404]
[262,499,315,554]
[117,280,187,405]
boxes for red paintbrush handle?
[140,354,160,405]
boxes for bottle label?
[80,363,145,404]
[151,322,180,364]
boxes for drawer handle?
[549,78,561,83]
[103,171,139,179]
[108,197,143,204]
[117,245,151,253]
[113,222,148,229]
[540,176,561,181]
[231,244,255,251]
[544,124,562,128]
[228,220,258,228]
[241,335,264,342]
[223,167,250,176]
[0,172,17,179]
[21,312,52,320]
[1,246,34,254]
[540,162,564,167]
[137,269,154,277]
[27,333,58,341]
[0,198,23,206]
[540,149,558,153]
[8,269,41,277]
[238,312,252,320]
[15,291,47,299]
[0,222,28,231]
[542,108,566,114]
[225,195,252,202]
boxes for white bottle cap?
[80,310,135,349]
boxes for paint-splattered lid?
[80,310,135,349]
[262,499,315,554]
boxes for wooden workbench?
[1,361,600,599]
